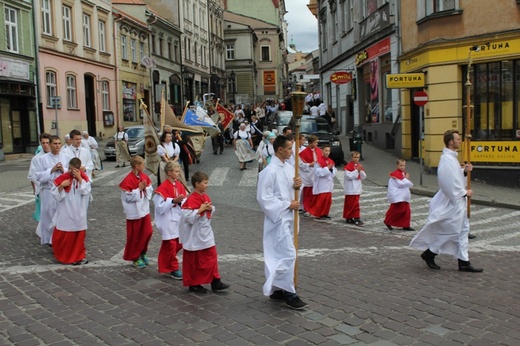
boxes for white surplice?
[313,162,336,194]
[35,151,73,244]
[257,155,297,296]
[410,147,470,261]
[179,206,215,251]
[153,186,186,241]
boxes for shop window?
[363,60,380,124]
[465,60,517,140]
[122,82,136,121]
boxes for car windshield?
[300,120,331,134]
[279,116,292,125]
[126,127,144,139]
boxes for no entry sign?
[414,91,428,106]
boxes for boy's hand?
[289,200,300,211]
[60,179,71,188]
[404,172,410,179]
[138,181,147,190]
[293,177,302,189]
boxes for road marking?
[209,167,230,186]
[238,169,258,186]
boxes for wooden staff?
[290,84,306,287]
[464,48,476,218]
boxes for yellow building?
[399,0,520,187]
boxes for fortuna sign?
[330,71,353,84]
[386,73,425,88]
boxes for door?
[0,98,13,153]
[410,89,421,158]
[84,74,96,136]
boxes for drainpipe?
[31,0,42,135]
[113,12,124,129]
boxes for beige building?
[399,0,520,186]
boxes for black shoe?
[189,285,208,293]
[346,218,354,224]
[385,223,393,230]
[286,296,308,310]
[458,260,483,273]
[269,290,285,301]
[213,151,217,155]
[211,279,230,292]
[353,219,364,227]
[421,250,440,270]
[220,151,223,154]
[403,227,416,231]
[323,215,331,220]
[468,233,477,239]
[72,259,88,266]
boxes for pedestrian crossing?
[0,191,35,213]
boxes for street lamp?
[230,70,236,104]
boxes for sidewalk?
[338,134,520,211]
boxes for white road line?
[238,169,258,186]
[209,167,230,186]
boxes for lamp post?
[464,45,479,218]
[290,82,306,287]
[230,70,236,104]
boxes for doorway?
[84,74,96,136]
[410,89,421,158]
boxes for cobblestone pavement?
[0,139,519,345]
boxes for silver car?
[104,125,146,159]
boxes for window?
[82,14,91,47]
[99,21,106,52]
[174,42,178,62]
[121,35,128,60]
[66,74,77,109]
[320,12,327,48]
[102,81,110,110]
[46,71,57,106]
[168,41,172,60]
[426,0,456,15]
[226,44,235,60]
[62,6,72,41]
[5,6,18,53]
[131,39,137,62]
[139,41,145,60]
[159,37,163,56]
[187,39,191,60]
[151,34,156,54]
[42,0,52,36]
[194,44,197,64]
[261,46,271,62]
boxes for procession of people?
[26,91,483,310]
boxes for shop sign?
[355,51,368,66]
[355,37,391,66]
[468,141,520,163]
[386,73,425,88]
[0,57,30,80]
[330,71,353,84]
[360,3,390,41]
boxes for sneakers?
[313,216,327,222]
[133,258,146,269]
[402,227,415,231]
[72,259,88,266]
[189,285,208,294]
[269,290,286,301]
[353,219,364,227]
[286,296,308,310]
[141,253,150,265]
[170,270,182,280]
[322,215,331,220]
[303,212,311,217]
[211,279,230,292]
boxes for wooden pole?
[290,83,305,287]
[464,49,474,218]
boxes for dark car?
[104,125,147,160]
[268,110,293,134]
[291,116,345,166]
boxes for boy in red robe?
[153,162,187,279]
[51,157,90,265]
[119,156,154,268]
[343,151,366,226]
[180,171,229,293]
[384,158,415,231]
[312,145,337,220]
[298,135,322,217]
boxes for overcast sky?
[285,0,319,53]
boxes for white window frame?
[99,21,106,52]
[66,74,77,109]
[418,0,458,19]
[82,13,91,47]
[62,6,72,42]
[102,81,110,110]
[46,71,57,106]
[42,0,52,36]
[131,38,137,62]
[121,35,128,60]
[139,41,145,60]
[5,6,19,53]
[226,44,235,60]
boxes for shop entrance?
[84,74,96,136]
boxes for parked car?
[268,110,293,134]
[104,125,147,160]
[291,116,345,166]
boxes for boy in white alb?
[312,145,337,220]
[384,158,415,231]
[51,158,91,265]
[153,162,187,279]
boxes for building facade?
[208,0,226,102]
[399,0,520,187]
[0,0,39,157]
[35,0,118,140]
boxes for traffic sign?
[413,91,428,107]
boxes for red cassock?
[119,172,153,262]
[311,155,334,217]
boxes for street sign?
[50,96,62,109]
[413,91,428,106]
[386,73,425,88]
